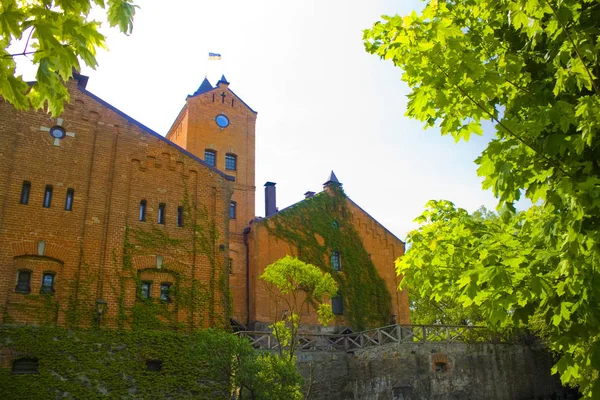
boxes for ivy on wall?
[0,326,232,399]
[264,185,392,330]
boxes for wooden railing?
[237,324,520,352]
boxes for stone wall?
[297,342,571,400]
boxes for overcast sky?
[16,0,501,240]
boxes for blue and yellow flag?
[208,52,221,60]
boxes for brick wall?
[0,77,233,329]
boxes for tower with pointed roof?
[166,77,257,320]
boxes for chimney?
[304,191,316,199]
[265,182,277,217]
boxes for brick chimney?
[265,182,277,217]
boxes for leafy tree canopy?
[0,0,137,116]
[365,0,600,396]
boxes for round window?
[49,125,66,139]
[215,114,230,128]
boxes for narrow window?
[43,185,53,208]
[20,181,31,204]
[212,93,215,102]
[40,272,55,294]
[160,283,171,303]
[65,188,74,211]
[177,206,184,227]
[332,295,343,315]
[331,251,341,271]
[228,258,233,274]
[12,358,39,374]
[141,281,151,299]
[158,203,166,224]
[225,154,237,171]
[229,201,236,219]
[15,270,31,293]
[139,200,147,222]
[231,98,235,107]
[205,150,216,167]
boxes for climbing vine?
[264,185,391,330]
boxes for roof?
[257,190,404,245]
[324,170,341,186]
[193,77,213,96]
[73,78,235,182]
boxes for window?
[331,251,341,271]
[332,295,343,315]
[177,206,184,227]
[65,188,74,211]
[205,150,216,167]
[40,272,55,294]
[229,201,236,219]
[435,362,448,373]
[160,283,171,303]
[146,360,163,372]
[141,281,151,299]
[158,203,166,224]
[139,200,147,222]
[228,258,233,274]
[12,358,39,375]
[225,154,237,170]
[20,181,31,204]
[43,185,53,208]
[15,270,31,293]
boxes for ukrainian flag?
[208,52,222,60]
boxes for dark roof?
[75,82,235,182]
[257,190,404,245]
[217,74,229,85]
[193,77,213,96]
[324,170,341,186]
[264,181,276,187]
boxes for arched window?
[331,251,341,271]
[225,154,237,171]
[205,149,216,167]
[139,200,147,222]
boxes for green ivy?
[264,185,391,330]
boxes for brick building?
[0,73,408,331]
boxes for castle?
[0,72,409,331]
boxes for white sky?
[15,0,502,240]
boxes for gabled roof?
[185,77,257,114]
[73,79,235,182]
[257,190,404,245]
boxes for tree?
[364,0,600,396]
[0,0,137,116]
[259,255,338,360]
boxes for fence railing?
[237,324,520,352]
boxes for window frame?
[20,181,31,205]
[160,282,172,303]
[331,251,341,271]
[229,201,237,219]
[332,295,344,315]
[140,281,152,299]
[65,188,74,211]
[204,149,217,167]
[139,200,147,222]
[225,153,237,171]
[40,272,55,295]
[15,270,32,294]
[158,203,166,224]
[43,185,53,208]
